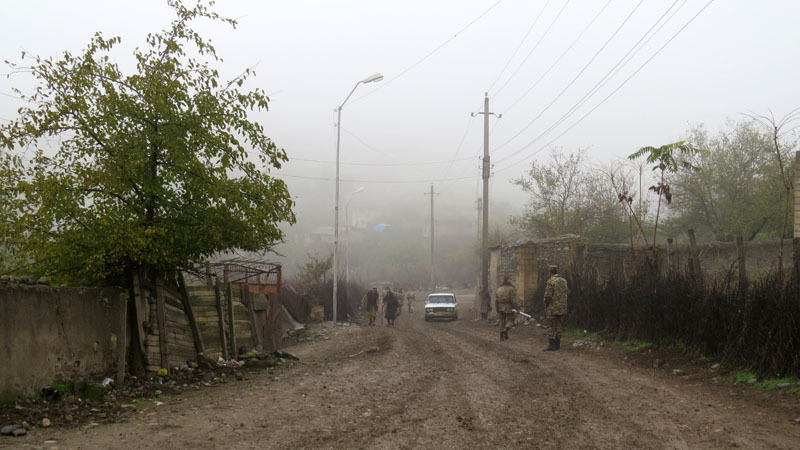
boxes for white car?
[424,293,458,321]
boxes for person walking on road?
[383,287,400,327]
[543,265,569,351]
[478,285,491,321]
[495,275,519,341]
[406,290,416,313]
[362,287,380,326]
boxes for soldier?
[383,287,400,327]
[543,265,569,351]
[361,287,380,326]
[396,288,405,315]
[495,275,519,340]
[406,289,416,313]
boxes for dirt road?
[5,295,800,449]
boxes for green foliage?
[730,370,757,383]
[0,1,294,282]
[665,121,790,241]
[618,339,653,352]
[628,141,707,251]
[294,253,332,294]
[563,328,599,340]
[512,149,628,241]
[754,377,800,392]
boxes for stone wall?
[489,236,794,314]
[0,285,125,399]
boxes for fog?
[2,0,799,282]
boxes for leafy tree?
[293,253,333,294]
[628,141,706,254]
[512,149,588,238]
[0,1,295,283]
[511,149,628,242]
[668,121,787,241]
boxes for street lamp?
[333,74,382,323]
[345,186,365,299]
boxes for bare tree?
[746,108,800,279]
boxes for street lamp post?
[333,73,382,323]
[345,186,365,300]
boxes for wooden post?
[687,229,703,285]
[667,238,675,273]
[736,235,747,296]
[178,272,205,356]
[155,278,169,372]
[214,280,229,360]
[205,261,213,286]
[115,292,128,386]
[242,285,261,348]
[226,282,237,358]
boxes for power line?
[494,0,717,174]
[289,155,474,166]
[492,0,572,97]
[498,0,614,115]
[350,0,504,105]
[491,0,646,154]
[486,0,553,94]
[494,0,682,166]
[274,173,477,184]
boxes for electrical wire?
[499,0,614,116]
[274,173,477,184]
[486,0,553,94]
[494,0,682,166]
[492,0,572,98]
[350,0,504,105]
[494,0,717,174]
[491,0,646,154]
[289,155,475,166]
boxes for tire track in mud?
[430,319,673,449]
[439,318,800,449]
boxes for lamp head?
[361,73,384,84]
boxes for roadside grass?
[618,339,652,352]
[674,341,714,362]
[730,371,800,394]
[563,328,599,340]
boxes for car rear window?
[427,295,455,304]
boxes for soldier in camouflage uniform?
[495,275,519,341]
[543,265,569,351]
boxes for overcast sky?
[2,0,799,236]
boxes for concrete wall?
[0,285,125,399]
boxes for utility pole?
[471,93,501,289]
[425,184,439,289]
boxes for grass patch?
[618,339,652,352]
[563,328,599,340]
[730,370,757,383]
[755,377,800,391]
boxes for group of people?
[361,286,416,327]
[479,265,569,351]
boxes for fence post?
[687,229,703,285]
[205,261,213,286]
[226,282,237,358]
[667,238,675,273]
[214,280,229,360]
[736,234,747,296]
[115,292,128,385]
[155,278,169,372]
[178,272,205,356]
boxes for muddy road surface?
[5,294,800,449]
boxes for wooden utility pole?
[425,184,439,289]
[471,93,501,288]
